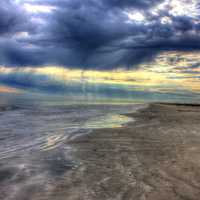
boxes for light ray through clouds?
[0,51,200,102]
[0,0,200,102]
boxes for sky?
[0,0,200,103]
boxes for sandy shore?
[63,103,200,200]
[1,103,200,200]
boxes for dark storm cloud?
[1,0,200,68]
[0,40,46,66]
[26,0,164,9]
[102,0,161,8]
[0,0,34,36]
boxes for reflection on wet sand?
[0,104,138,160]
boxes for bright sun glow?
[24,3,56,13]
[152,0,198,18]
[169,0,198,17]
[14,31,29,39]
[161,16,172,24]
[125,11,145,23]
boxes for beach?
[1,103,200,199]
[65,103,200,200]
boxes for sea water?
[0,96,147,199]
[0,102,145,159]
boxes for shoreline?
[1,103,200,200]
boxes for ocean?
[0,99,146,199]
[0,101,145,160]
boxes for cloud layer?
[1,0,200,69]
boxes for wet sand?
[1,103,200,199]
[65,103,200,200]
